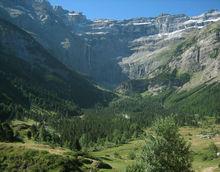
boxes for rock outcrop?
[0,0,220,89]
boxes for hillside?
[0,1,220,171]
[0,18,114,121]
[1,0,220,87]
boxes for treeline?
[165,82,220,116]
[0,122,16,142]
[50,114,143,151]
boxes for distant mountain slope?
[117,21,220,95]
[1,0,219,87]
[164,82,220,115]
[0,18,114,120]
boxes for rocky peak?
[1,0,220,88]
[53,5,68,15]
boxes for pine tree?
[39,124,47,142]
[2,123,14,141]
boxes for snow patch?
[132,22,151,26]
[68,12,80,16]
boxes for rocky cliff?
[0,0,220,89]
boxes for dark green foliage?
[39,124,48,142]
[117,79,149,94]
[165,82,220,115]
[44,95,169,150]
[141,116,192,172]
[118,69,190,95]
[75,139,82,151]
[27,130,32,139]
[52,114,143,150]
[202,143,218,161]
[0,122,15,142]
[126,163,145,172]
[209,48,219,59]
[215,115,220,124]
[0,145,82,172]
[30,124,38,139]
[174,36,197,56]
[79,134,90,147]
[128,150,136,160]
[0,18,115,121]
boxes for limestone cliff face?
[169,23,220,90]
[117,22,220,94]
[0,0,91,77]
[0,0,220,88]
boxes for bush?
[113,152,121,159]
[128,151,136,160]
[0,146,82,171]
[203,143,218,161]
[209,48,219,59]
[126,163,144,172]
[0,122,15,142]
[142,116,193,172]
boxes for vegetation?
[128,116,193,172]
[0,122,15,142]
[1,10,220,172]
[209,48,219,59]
[117,69,190,95]
[165,82,220,115]
[0,143,82,172]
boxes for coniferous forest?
[0,0,220,171]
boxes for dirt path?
[202,167,217,172]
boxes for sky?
[49,0,220,20]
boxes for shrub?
[128,151,136,160]
[142,116,193,172]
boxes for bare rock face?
[169,23,220,90]
[0,0,220,88]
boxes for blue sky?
[49,0,220,20]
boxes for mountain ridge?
[0,18,115,121]
[1,0,220,88]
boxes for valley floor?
[0,120,220,172]
[91,126,220,172]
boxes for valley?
[1,118,219,172]
[0,0,220,171]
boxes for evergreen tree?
[79,134,89,147]
[0,124,5,141]
[27,130,32,139]
[30,124,38,140]
[75,139,81,151]
[2,123,14,141]
[39,124,47,142]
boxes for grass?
[0,141,71,156]
[91,140,145,172]
[0,142,81,172]
[3,120,220,171]
[180,126,220,172]
[91,125,220,172]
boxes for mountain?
[0,0,220,97]
[0,18,114,120]
[0,0,127,87]
[1,0,219,88]
[117,20,220,94]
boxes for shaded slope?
[0,19,114,119]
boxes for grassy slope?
[1,120,220,172]
[91,125,220,172]
[91,140,145,172]
[0,142,82,172]
[0,120,115,172]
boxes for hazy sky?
[49,0,220,20]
